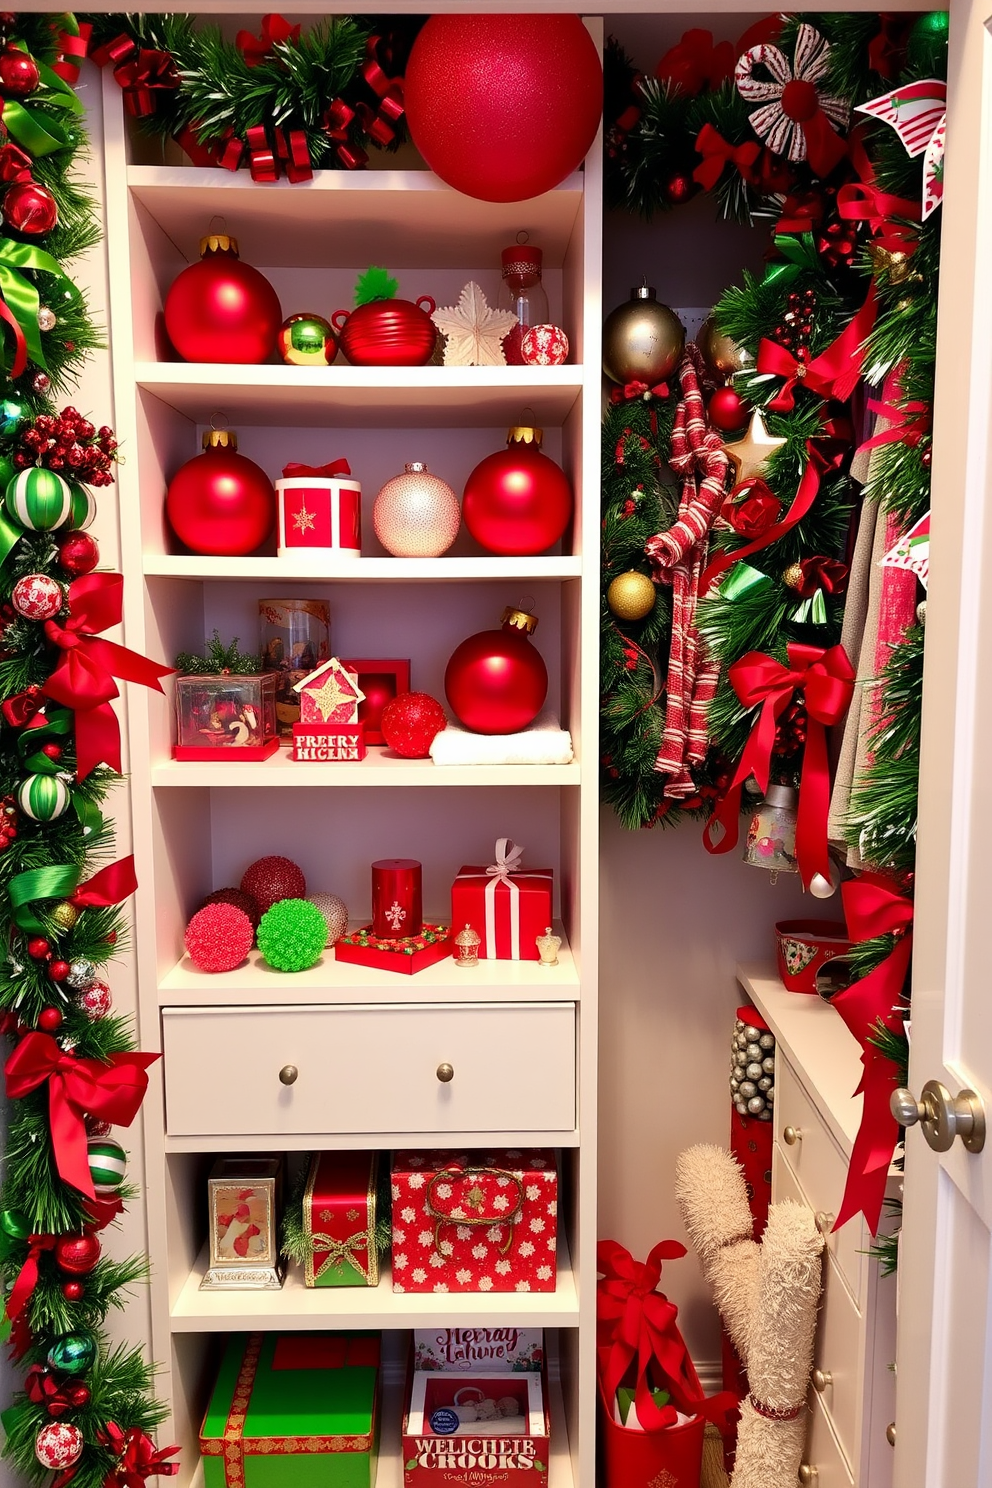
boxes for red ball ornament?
[201,886,261,929]
[404,14,603,202]
[11,573,62,620]
[663,171,695,206]
[0,48,39,99]
[444,606,548,735]
[57,530,100,576]
[3,180,57,235]
[240,855,307,915]
[166,430,275,556]
[64,1383,90,1409]
[49,959,70,981]
[37,1007,63,1032]
[462,426,573,556]
[62,1281,84,1301]
[708,386,751,432]
[184,902,255,974]
[55,1233,101,1275]
[27,936,50,960]
[78,979,112,1020]
[41,742,62,760]
[380,692,447,759]
[164,234,281,364]
[35,1421,83,1471]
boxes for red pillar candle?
[371,859,422,939]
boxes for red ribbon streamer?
[4,1033,158,1198]
[40,573,173,781]
[757,281,878,413]
[693,124,760,191]
[831,875,913,1234]
[97,1423,180,1488]
[71,854,139,910]
[0,294,26,379]
[800,106,849,180]
[281,458,352,479]
[235,13,301,66]
[703,642,855,887]
[5,1232,55,1323]
[53,23,92,85]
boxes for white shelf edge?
[134,363,585,390]
[151,750,580,788]
[144,555,583,582]
[127,165,584,197]
[164,1130,581,1156]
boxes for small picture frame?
[201,1156,285,1291]
[340,659,411,746]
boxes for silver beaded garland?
[729,1015,776,1117]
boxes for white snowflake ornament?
[432,282,518,367]
[735,24,849,166]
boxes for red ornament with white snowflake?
[35,1421,84,1471]
[78,979,113,1020]
[391,1148,558,1293]
[11,573,62,620]
[520,324,569,367]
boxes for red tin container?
[332,298,437,366]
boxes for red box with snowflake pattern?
[390,1150,558,1294]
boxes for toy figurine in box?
[281,1151,390,1288]
[200,1331,380,1488]
[259,597,331,739]
[391,1150,557,1292]
[451,839,553,961]
[202,1156,284,1290]
[292,656,366,761]
[174,672,278,760]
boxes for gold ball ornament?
[697,317,750,381]
[782,563,805,591]
[607,570,656,621]
[49,901,80,933]
[603,286,685,387]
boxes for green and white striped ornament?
[68,482,96,531]
[87,1137,126,1194]
[4,467,72,532]
[16,773,70,821]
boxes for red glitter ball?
[184,902,254,974]
[61,1281,84,1302]
[37,1007,63,1032]
[380,691,447,759]
[201,886,261,928]
[240,856,306,914]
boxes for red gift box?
[302,1150,380,1287]
[334,924,451,976]
[451,840,553,962]
[276,462,362,559]
[597,1371,704,1488]
[403,1360,550,1488]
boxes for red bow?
[5,1232,55,1323]
[235,14,301,66]
[71,854,139,911]
[656,29,734,95]
[84,1193,125,1232]
[693,124,760,192]
[757,282,877,413]
[703,642,855,887]
[25,1363,87,1417]
[281,458,351,479]
[839,134,921,248]
[0,144,31,184]
[53,22,92,86]
[41,573,173,781]
[798,107,849,180]
[4,1033,158,1198]
[868,15,912,80]
[793,555,849,599]
[611,380,669,403]
[98,1423,180,1488]
[775,188,826,234]
[91,35,180,118]
[1,683,43,729]
[856,367,931,460]
[358,32,405,151]
[243,124,312,184]
[721,480,782,539]
[831,875,913,1234]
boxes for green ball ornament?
[16,772,70,822]
[46,1330,98,1376]
[0,397,27,437]
[906,11,949,69]
[68,482,97,531]
[0,1208,31,1240]
[87,1137,127,1194]
[278,312,337,367]
[5,467,72,532]
[257,897,327,972]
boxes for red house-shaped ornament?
[292,657,367,761]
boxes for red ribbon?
[800,106,849,180]
[839,134,921,248]
[114,48,180,118]
[703,642,855,887]
[857,394,931,460]
[831,875,914,1234]
[693,124,760,192]
[0,144,32,184]
[793,555,849,599]
[281,458,351,479]
[721,480,782,539]
[0,296,26,379]
[656,29,734,95]
[5,1232,55,1323]
[4,684,46,728]
[868,15,911,79]
[98,1423,180,1488]
[71,854,139,910]
[53,23,92,85]
[757,281,878,413]
[84,1193,125,1232]
[41,573,173,781]
[25,1363,84,1417]
[776,187,826,234]
[235,13,301,66]
[245,123,278,183]
[4,1033,158,1198]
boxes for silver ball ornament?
[759,1032,775,1050]
[746,1062,763,1080]
[747,1095,766,1115]
[735,1100,747,1115]
[766,1087,775,1104]
[758,1076,773,1092]
[746,1042,762,1061]
[743,1025,760,1042]
[66,959,96,990]
[37,307,57,333]
[762,1056,776,1074]
[759,1108,773,1121]
[739,1080,757,1098]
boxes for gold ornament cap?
[506,426,543,447]
[199,233,239,258]
[501,605,538,634]
[202,428,238,450]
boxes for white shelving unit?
[102,20,601,1488]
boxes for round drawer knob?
[811,1369,832,1394]
[783,1125,802,1146]
[798,1465,818,1485]
[279,1064,298,1086]
[815,1210,834,1235]
[886,1421,897,1447]
[436,1062,454,1083]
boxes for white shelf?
[144,554,583,581]
[151,748,580,788]
[737,963,865,1157]
[136,363,584,428]
[159,924,578,1006]
[128,166,583,270]
[171,1235,578,1331]
[165,1129,580,1155]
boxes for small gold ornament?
[782,563,804,591]
[50,901,80,933]
[722,411,788,485]
[602,286,685,386]
[607,570,656,621]
[697,317,750,380]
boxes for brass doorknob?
[886,1421,896,1446]
[436,1062,454,1083]
[278,1064,298,1085]
[811,1369,832,1393]
[783,1125,802,1146]
[891,1081,986,1153]
[798,1465,818,1484]
[814,1211,834,1235]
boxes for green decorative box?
[200,1332,380,1488]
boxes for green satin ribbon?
[762,232,822,288]
[720,562,772,601]
[792,591,828,625]
[8,863,80,933]
[0,237,77,372]
[0,510,22,565]
[18,711,105,838]
[0,42,83,158]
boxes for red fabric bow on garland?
[831,874,913,1234]
[97,1423,180,1488]
[597,1239,736,1430]
[4,1033,158,1199]
[703,642,855,888]
[757,281,877,413]
[40,573,174,781]
[281,458,352,479]
[89,33,180,118]
[25,1364,89,1417]
[657,30,735,95]
[235,13,301,65]
[693,124,761,191]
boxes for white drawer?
[802,1395,856,1488]
[162,1002,576,1137]
[776,1057,864,1300]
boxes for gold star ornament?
[722,410,788,485]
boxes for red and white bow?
[735,24,849,177]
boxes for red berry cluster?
[13,407,118,486]
[773,697,808,759]
[775,289,817,359]
[0,792,17,850]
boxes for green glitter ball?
[257,898,327,972]
[906,11,949,71]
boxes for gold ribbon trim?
[425,1165,525,1257]
[303,1153,379,1286]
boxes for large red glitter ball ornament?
[3,180,57,235]
[164,234,281,364]
[54,1233,101,1276]
[201,886,261,929]
[380,691,447,758]
[0,48,39,99]
[462,427,573,556]
[708,386,750,432]
[240,855,307,914]
[166,431,275,556]
[404,14,603,202]
[57,529,100,576]
[184,902,254,973]
[12,573,62,620]
[444,606,548,735]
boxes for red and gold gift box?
[334,923,451,976]
[391,1149,558,1293]
[303,1151,380,1288]
[276,460,362,560]
[451,839,553,962]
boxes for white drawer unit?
[162,1001,577,1137]
[802,1396,856,1488]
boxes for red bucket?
[775,919,852,993]
[597,1374,704,1488]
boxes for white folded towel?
[430,710,574,766]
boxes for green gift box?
[200,1331,381,1488]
